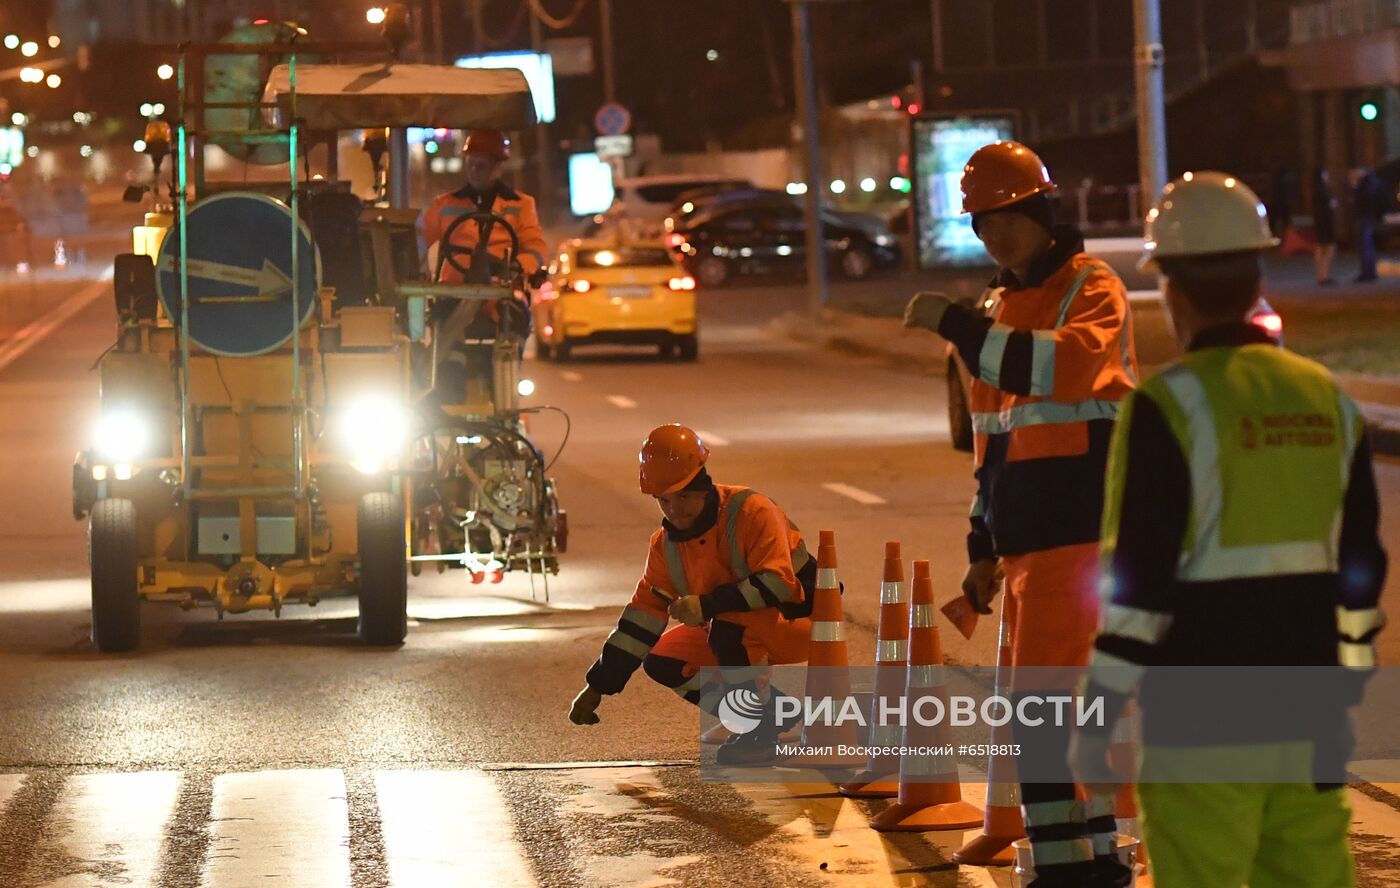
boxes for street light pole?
[1132,0,1168,214]
[789,0,828,312]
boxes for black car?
[671,201,901,287]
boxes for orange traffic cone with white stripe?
[793,529,864,769]
[952,591,1025,865]
[839,540,909,798]
[870,559,983,831]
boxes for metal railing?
[1290,0,1400,44]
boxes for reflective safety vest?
[1128,345,1361,584]
[963,251,1138,557]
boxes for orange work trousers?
[642,610,810,708]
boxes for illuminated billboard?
[569,153,614,216]
[911,114,1015,268]
[455,52,556,124]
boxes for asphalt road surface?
[1,267,1398,887]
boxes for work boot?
[715,697,780,767]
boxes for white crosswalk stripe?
[43,772,180,888]
[377,770,536,887]
[0,765,1394,887]
[202,769,349,888]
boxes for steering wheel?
[437,209,522,284]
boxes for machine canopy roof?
[264,63,537,130]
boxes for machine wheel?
[358,492,408,646]
[534,334,552,361]
[676,333,699,362]
[550,339,572,363]
[947,360,974,453]
[695,256,729,288]
[90,498,140,653]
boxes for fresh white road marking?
[606,395,637,409]
[0,772,24,815]
[202,769,349,888]
[50,771,180,888]
[560,371,583,382]
[377,770,537,887]
[0,273,112,373]
[693,430,729,446]
[822,482,887,505]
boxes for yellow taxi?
[532,238,698,362]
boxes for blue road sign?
[155,192,321,357]
[593,102,632,137]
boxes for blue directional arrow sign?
[155,192,321,357]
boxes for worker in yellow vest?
[1072,172,1387,888]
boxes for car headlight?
[95,409,149,463]
[874,234,894,247]
[340,397,409,475]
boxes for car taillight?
[542,324,554,337]
[1252,311,1283,336]
[666,233,686,248]
[668,276,696,291]
[570,279,592,293]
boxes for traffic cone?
[870,560,983,831]
[839,540,909,798]
[793,529,864,769]
[953,591,1025,865]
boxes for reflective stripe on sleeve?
[734,580,767,610]
[969,492,984,519]
[603,630,651,660]
[1028,329,1057,397]
[1087,649,1147,694]
[811,621,844,642]
[1337,606,1386,640]
[751,570,795,602]
[979,323,1013,388]
[1099,602,1173,645]
[972,398,1120,435]
[620,605,666,635]
[1340,641,1378,670]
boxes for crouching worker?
[568,424,816,766]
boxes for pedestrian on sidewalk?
[1349,167,1385,283]
[1071,171,1388,888]
[1313,167,1338,285]
[568,424,816,767]
[903,140,1138,888]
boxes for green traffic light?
[1361,102,1379,121]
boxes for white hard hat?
[1140,171,1279,270]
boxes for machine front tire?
[90,498,140,653]
[534,334,552,361]
[358,492,408,646]
[550,339,572,363]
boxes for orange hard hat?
[639,424,709,495]
[960,140,1056,215]
[463,129,511,160]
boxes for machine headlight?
[95,409,150,463]
[340,397,410,474]
[874,234,894,247]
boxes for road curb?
[774,307,1400,458]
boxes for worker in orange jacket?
[418,129,549,283]
[417,130,550,403]
[568,424,816,766]
[904,141,1138,888]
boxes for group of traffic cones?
[737,530,1140,866]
